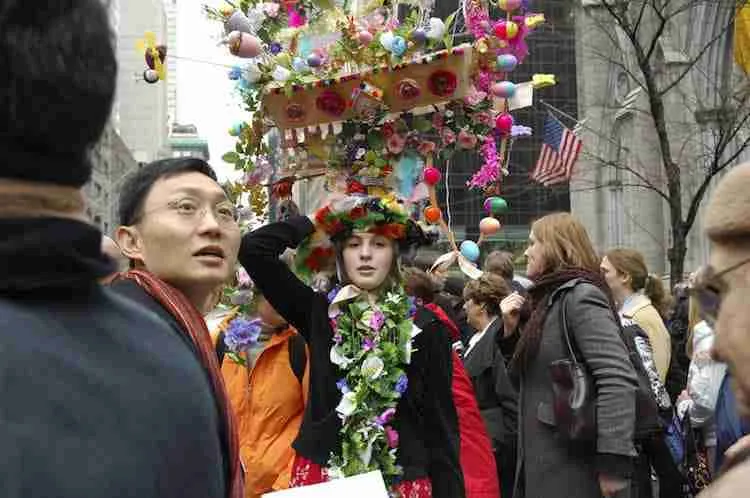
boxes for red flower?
[272,178,294,199]
[382,121,395,138]
[349,206,367,220]
[428,70,458,97]
[316,90,346,117]
[314,205,332,225]
[346,180,366,194]
[305,246,334,271]
[371,223,406,239]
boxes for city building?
[168,123,210,160]
[114,0,169,163]
[571,0,750,279]
[165,0,179,128]
[85,125,139,235]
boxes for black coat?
[0,218,226,498]
[463,318,518,451]
[240,216,465,497]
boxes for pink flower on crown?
[472,111,494,127]
[441,128,456,146]
[464,86,487,106]
[417,141,437,157]
[457,129,478,149]
[387,133,406,154]
[432,113,445,130]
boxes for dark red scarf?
[510,268,616,374]
[113,269,243,498]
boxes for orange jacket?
[221,327,309,498]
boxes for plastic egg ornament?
[357,30,374,45]
[292,57,308,73]
[493,21,519,40]
[143,69,160,84]
[427,17,446,40]
[496,54,518,72]
[390,36,407,56]
[497,0,523,11]
[460,240,481,263]
[479,217,501,236]
[423,167,442,186]
[424,206,442,224]
[228,31,263,58]
[491,81,516,99]
[306,53,322,68]
[483,196,509,215]
[271,66,291,82]
[411,28,427,44]
[380,31,395,51]
[495,113,514,135]
[228,122,245,137]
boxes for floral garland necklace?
[326,283,418,488]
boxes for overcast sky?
[175,1,245,181]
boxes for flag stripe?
[530,113,583,186]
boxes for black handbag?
[548,293,597,444]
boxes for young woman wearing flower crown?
[239,195,465,498]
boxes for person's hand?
[677,389,691,404]
[722,434,750,473]
[500,292,525,337]
[598,474,628,497]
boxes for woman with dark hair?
[462,274,518,498]
[601,248,672,382]
[240,196,464,498]
[504,213,639,498]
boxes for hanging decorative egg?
[493,21,519,40]
[495,113,514,134]
[427,18,446,40]
[491,81,517,99]
[272,66,291,82]
[460,240,480,262]
[380,31,395,51]
[497,0,523,12]
[424,206,442,223]
[423,167,442,186]
[306,53,322,68]
[228,31,262,58]
[292,57,308,72]
[228,65,242,80]
[483,196,509,215]
[390,36,407,56]
[411,28,427,44]
[497,54,519,72]
[357,30,374,45]
[143,68,160,84]
[228,122,245,136]
[479,217,501,235]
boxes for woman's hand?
[500,292,525,337]
[598,473,628,497]
[677,389,691,404]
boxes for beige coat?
[622,294,671,382]
[699,459,750,497]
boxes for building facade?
[168,123,210,160]
[571,0,750,279]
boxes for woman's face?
[463,298,486,330]
[341,232,395,291]
[600,256,630,295]
[524,230,546,278]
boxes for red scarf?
[113,269,243,498]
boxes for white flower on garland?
[385,292,403,306]
[336,391,358,418]
[330,345,354,368]
[361,355,385,380]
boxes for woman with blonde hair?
[502,213,638,498]
[601,248,672,382]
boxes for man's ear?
[115,225,144,266]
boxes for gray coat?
[516,279,639,498]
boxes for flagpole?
[538,99,623,152]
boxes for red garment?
[426,303,501,498]
[113,270,244,498]
[289,455,432,498]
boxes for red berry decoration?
[423,167,442,186]
[424,206,442,223]
[495,113,514,135]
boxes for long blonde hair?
[531,212,600,275]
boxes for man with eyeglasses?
[695,162,750,497]
[110,157,244,498]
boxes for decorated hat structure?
[206,0,556,280]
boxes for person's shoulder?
[699,459,750,498]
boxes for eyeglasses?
[134,198,239,227]
[689,256,750,327]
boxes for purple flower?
[269,42,283,55]
[336,378,350,394]
[385,426,399,448]
[333,330,343,344]
[511,125,533,138]
[369,310,385,332]
[326,286,341,304]
[395,374,409,395]
[224,317,262,353]
[362,337,376,351]
[407,297,417,317]
[376,407,396,426]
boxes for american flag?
[530,113,583,186]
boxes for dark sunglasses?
[690,257,750,327]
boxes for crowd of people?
[3,2,750,498]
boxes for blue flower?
[407,296,417,317]
[228,66,242,80]
[395,374,409,395]
[270,42,282,55]
[224,317,262,353]
[327,285,341,304]
[336,378,350,394]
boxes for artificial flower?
[262,2,280,17]
[370,310,386,331]
[362,337,376,351]
[361,355,385,380]
[330,345,354,368]
[385,427,399,448]
[376,407,397,425]
[336,391,358,418]
[441,128,456,146]
[224,317,262,352]
[432,112,445,130]
[242,62,263,84]
[395,374,409,395]
[236,267,252,287]
[473,111,495,127]
[457,129,478,149]
[336,378,351,394]
[464,85,488,106]
[417,140,437,157]
[511,124,533,137]
[316,90,346,116]
[428,70,458,97]
[382,121,395,138]
[386,133,406,154]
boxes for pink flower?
[385,426,399,448]
[457,129,478,149]
[475,71,492,93]
[236,267,252,287]
[472,111,494,127]
[369,310,385,331]
[432,113,445,130]
[440,128,456,146]
[387,134,406,154]
[417,141,437,157]
[464,86,487,106]
[263,2,280,18]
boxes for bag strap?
[557,291,581,366]
[288,333,307,384]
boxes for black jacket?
[240,216,465,497]
[463,318,518,450]
[0,218,226,498]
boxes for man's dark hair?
[118,158,219,226]
[0,0,117,187]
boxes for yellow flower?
[532,74,556,89]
